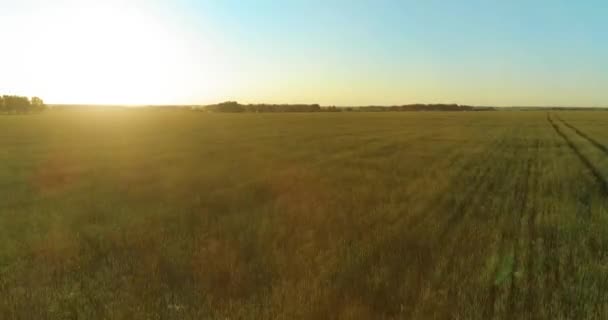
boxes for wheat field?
[2,109,608,319]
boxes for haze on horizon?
[1,0,607,107]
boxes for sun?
[1,2,221,105]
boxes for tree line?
[204,101,322,113]
[202,101,495,113]
[354,104,494,112]
[0,95,46,113]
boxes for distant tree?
[0,95,46,114]
[31,96,46,112]
[209,101,244,112]
[323,106,342,112]
[3,95,28,113]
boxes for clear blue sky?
[1,0,607,106]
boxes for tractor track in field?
[437,133,519,320]
[403,134,509,233]
[407,137,506,317]
[432,135,517,307]
[506,143,537,317]
[508,156,529,313]
[547,113,608,194]
[525,138,540,317]
[437,157,495,241]
[510,137,542,317]
[553,114,605,317]
[499,134,540,317]
[546,113,607,317]
[403,132,513,318]
[484,132,540,319]
[555,115,608,156]
[436,134,514,242]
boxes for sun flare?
[1,2,223,105]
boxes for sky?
[0,0,607,106]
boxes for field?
[3,109,608,319]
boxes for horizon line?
[47,103,608,109]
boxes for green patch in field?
[494,253,515,286]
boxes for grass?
[2,109,608,319]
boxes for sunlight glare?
[1,1,224,105]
